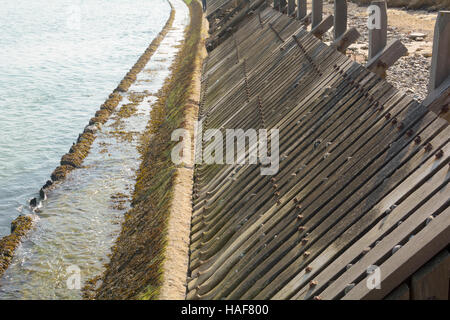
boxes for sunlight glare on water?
[0,0,169,236]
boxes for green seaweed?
[0,216,34,277]
[85,0,202,300]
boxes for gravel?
[320,1,433,102]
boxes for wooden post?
[368,0,387,60]
[288,0,295,16]
[273,0,279,10]
[429,11,450,92]
[312,0,323,29]
[385,283,410,300]
[280,0,287,12]
[334,0,347,40]
[297,0,307,20]
[411,250,450,300]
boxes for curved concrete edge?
[158,0,209,300]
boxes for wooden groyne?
[187,0,449,300]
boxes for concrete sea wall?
[85,0,205,300]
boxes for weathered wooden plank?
[320,173,449,299]
[191,27,330,221]
[196,65,380,238]
[197,54,358,215]
[311,15,334,39]
[188,5,448,301]
[192,57,354,230]
[253,119,448,299]
[190,57,362,282]
[331,27,360,53]
[194,85,404,298]
[191,44,348,248]
[195,60,360,235]
[366,40,407,78]
[343,207,450,300]
[411,250,450,300]
[385,283,410,300]
[285,142,449,300]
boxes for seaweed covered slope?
[186,7,449,300]
[88,0,203,300]
[0,2,176,280]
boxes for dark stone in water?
[10,221,17,233]
[44,180,53,189]
[29,198,37,207]
[39,188,46,199]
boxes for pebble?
[29,198,37,207]
[322,2,433,102]
[408,32,427,40]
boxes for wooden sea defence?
[187,0,450,299]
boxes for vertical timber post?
[312,0,323,29]
[429,11,450,92]
[288,0,295,16]
[368,0,387,60]
[274,0,280,10]
[297,0,307,20]
[334,0,347,40]
[280,0,287,12]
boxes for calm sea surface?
[0,0,170,236]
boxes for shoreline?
[86,0,204,300]
[0,1,176,280]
